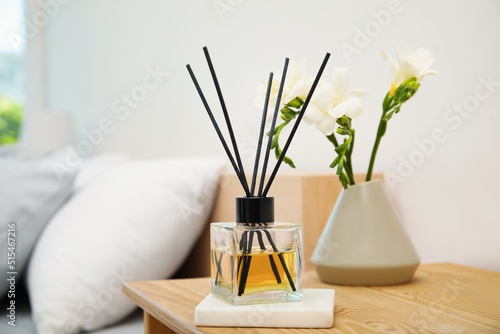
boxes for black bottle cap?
[236,197,274,224]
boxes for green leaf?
[280,108,297,121]
[336,159,344,174]
[280,106,295,114]
[329,155,342,168]
[269,119,296,169]
[335,142,349,155]
[274,147,280,159]
[271,134,279,149]
[339,172,349,189]
[274,146,295,168]
[382,111,393,122]
[283,155,296,168]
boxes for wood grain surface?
[123,263,500,334]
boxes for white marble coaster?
[194,289,335,328]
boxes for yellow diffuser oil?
[237,249,297,294]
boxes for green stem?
[366,118,384,181]
[344,160,354,185]
[326,132,339,146]
[272,120,295,168]
[367,79,420,181]
[345,161,354,186]
[327,133,354,185]
[346,129,355,185]
[366,98,403,181]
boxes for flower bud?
[286,97,304,109]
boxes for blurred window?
[0,0,25,145]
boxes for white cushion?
[0,151,77,296]
[72,153,129,193]
[26,157,223,333]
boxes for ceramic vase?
[311,179,420,286]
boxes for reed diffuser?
[187,47,330,305]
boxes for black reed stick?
[263,229,296,291]
[262,52,331,197]
[211,249,216,283]
[250,72,274,196]
[214,251,223,285]
[258,58,289,197]
[238,230,254,296]
[256,230,281,283]
[237,230,248,277]
[186,64,251,196]
[203,47,250,196]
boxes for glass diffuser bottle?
[210,196,303,305]
[187,47,329,305]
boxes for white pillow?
[72,153,130,193]
[27,157,224,333]
[0,151,77,296]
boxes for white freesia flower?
[304,67,368,135]
[253,55,311,113]
[381,46,438,95]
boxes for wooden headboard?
[174,173,381,278]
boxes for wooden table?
[122,263,500,333]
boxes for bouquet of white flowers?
[254,47,437,189]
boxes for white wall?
[36,0,500,270]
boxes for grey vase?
[311,179,420,286]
